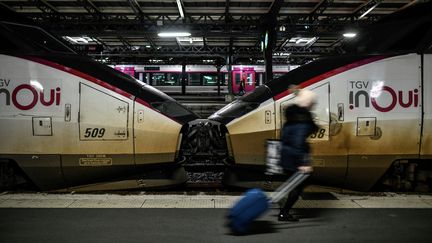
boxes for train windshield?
[216,101,260,118]
[140,84,199,122]
[209,85,272,123]
[151,100,197,119]
[241,85,273,103]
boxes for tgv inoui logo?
[0,79,61,110]
[348,81,419,112]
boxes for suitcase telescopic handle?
[270,172,310,203]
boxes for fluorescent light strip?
[176,0,184,19]
[359,3,379,19]
[158,32,191,37]
[343,33,357,38]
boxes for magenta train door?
[232,67,255,94]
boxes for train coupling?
[178,119,231,166]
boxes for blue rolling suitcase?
[227,172,309,234]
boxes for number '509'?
[84,128,106,138]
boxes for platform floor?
[1,192,432,243]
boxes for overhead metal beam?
[0,2,15,12]
[95,45,329,59]
[30,0,58,14]
[310,0,327,15]
[309,0,334,21]
[127,0,143,17]
[268,0,284,16]
[47,19,350,39]
[77,0,101,16]
[118,36,132,49]
[225,0,230,22]
[144,34,157,49]
[175,0,185,20]
[93,37,108,48]
[396,0,419,13]
[353,0,382,19]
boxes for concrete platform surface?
[1,191,432,208]
[1,208,431,243]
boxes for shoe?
[278,213,299,222]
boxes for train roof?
[343,2,432,54]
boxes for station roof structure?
[0,0,422,65]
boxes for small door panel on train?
[62,83,133,187]
[232,68,255,94]
[79,83,129,140]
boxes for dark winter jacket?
[280,104,319,171]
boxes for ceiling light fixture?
[343,32,357,38]
[158,32,191,37]
[65,36,89,44]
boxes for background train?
[180,3,432,192]
[0,20,199,191]
[112,64,298,95]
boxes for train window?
[151,73,166,86]
[273,73,285,79]
[234,73,241,85]
[202,74,218,86]
[188,73,201,85]
[166,73,181,85]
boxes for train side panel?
[328,54,422,190]
[0,55,64,188]
[0,55,189,190]
[421,54,432,158]
[225,100,276,166]
[272,54,424,190]
[134,100,183,165]
[0,55,137,188]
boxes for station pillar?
[181,61,186,95]
[261,15,277,83]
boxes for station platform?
[1,191,432,243]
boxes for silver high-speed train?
[189,3,432,191]
[0,20,199,191]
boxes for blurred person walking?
[278,88,319,221]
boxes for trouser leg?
[281,183,304,212]
[279,170,307,215]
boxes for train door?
[62,83,134,186]
[232,68,255,94]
